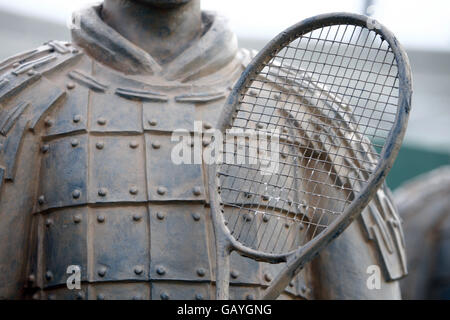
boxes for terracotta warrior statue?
[395,166,450,300]
[0,0,407,299]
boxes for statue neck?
[101,0,203,65]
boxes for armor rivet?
[73,214,82,223]
[28,274,36,283]
[76,292,85,300]
[246,294,255,300]
[264,273,272,282]
[67,82,76,90]
[299,223,305,231]
[156,212,165,220]
[130,141,139,149]
[98,266,107,277]
[193,187,202,196]
[45,271,53,281]
[202,138,210,147]
[262,195,269,201]
[285,223,290,229]
[44,117,53,127]
[281,153,287,159]
[157,186,167,196]
[152,141,161,149]
[97,294,105,300]
[73,114,82,123]
[203,122,212,130]
[195,293,204,300]
[45,218,53,227]
[192,212,201,221]
[256,123,264,129]
[196,268,206,277]
[72,189,81,199]
[132,295,143,300]
[263,215,270,223]
[148,119,158,126]
[98,188,108,197]
[230,270,239,279]
[134,265,144,275]
[97,215,106,223]
[96,142,104,150]
[41,145,49,153]
[28,70,36,76]
[289,281,294,288]
[243,213,253,222]
[133,213,142,221]
[71,139,79,147]
[156,266,166,276]
[244,192,252,199]
[301,286,308,294]
[97,118,107,126]
[160,292,170,300]
[129,186,138,195]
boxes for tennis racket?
[207,12,412,300]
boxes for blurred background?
[0,0,448,190]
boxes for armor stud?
[148,119,157,126]
[192,212,201,221]
[98,188,108,197]
[45,270,53,281]
[73,214,82,224]
[156,212,165,220]
[152,141,161,149]
[129,186,138,195]
[38,195,45,205]
[156,186,167,196]
[264,273,272,282]
[45,218,53,227]
[132,213,142,221]
[67,82,76,90]
[71,139,79,147]
[97,294,105,300]
[230,270,239,279]
[98,266,107,277]
[96,142,104,150]
[156,266,166,276]
[160,292,170,300]
[134,265,144,275]
[97,118,107,126]
[44,117,54,127]
[193,187,202,196]
[196,268,206,277]
[246,294,255,300]
[73,114,82,123]
[97,215,106,223]
[195,294,204,300]
[129,141,139,149]
[72,189,81,199]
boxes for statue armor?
[0,5,407,300]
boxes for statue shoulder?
[0,41,84,186]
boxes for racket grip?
[215,242,231,300]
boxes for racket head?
[209,12,412,263]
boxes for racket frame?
[208,12,412,300]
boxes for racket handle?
[215,242,231,300]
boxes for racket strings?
[218,24,400,254]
